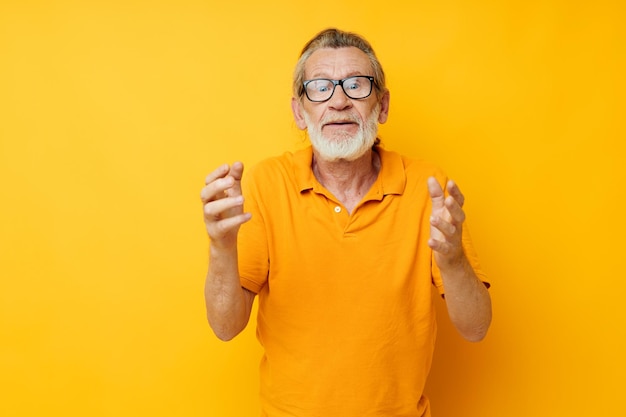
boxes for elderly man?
[201,28,492,417]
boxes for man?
[201,28,492,417]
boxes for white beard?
[303,105,380,162]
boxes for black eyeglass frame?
[302,76,376,102]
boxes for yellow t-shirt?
[238,146,488,417]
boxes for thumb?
[225,161,245,198]
[229,161,244,181]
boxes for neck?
[312,147,380,213]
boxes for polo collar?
[294,145,406,197]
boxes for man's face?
[292,47,390,161]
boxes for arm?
[427,177,492,342]
[201,162,255,341]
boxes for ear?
[291,97,308,130]
[377,90,390,124]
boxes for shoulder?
[378,146,447,183]
[246,151,293,179]
[243,147,311,192]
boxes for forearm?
[440,255,492,342]
[205,244,252,341]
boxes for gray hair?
[292,28,388,100]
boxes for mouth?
[323,120,358,128]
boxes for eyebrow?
[306,71,370,80]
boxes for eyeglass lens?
[304,76,373,102]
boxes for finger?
[430,215,457,237]
[205,163,230,185]
[203,195,245,219]
[228,161,244,181]
[200,176,236,203]
[446,180,465,207]
[428,237,450,254]
[208,212,252,238]
[427,177,445,210]
[445,196,466,225]
[224,161,245,198]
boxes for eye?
[344,78,362,90]
[307,80,333,92]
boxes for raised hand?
[427,176,466,270]
[200,162,252,250]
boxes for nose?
[327,84,352,111]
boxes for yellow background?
[1,0,624,416]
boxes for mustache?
[321,113,361,125]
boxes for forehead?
[304,47,372,79]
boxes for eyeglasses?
[303,76,375,102]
